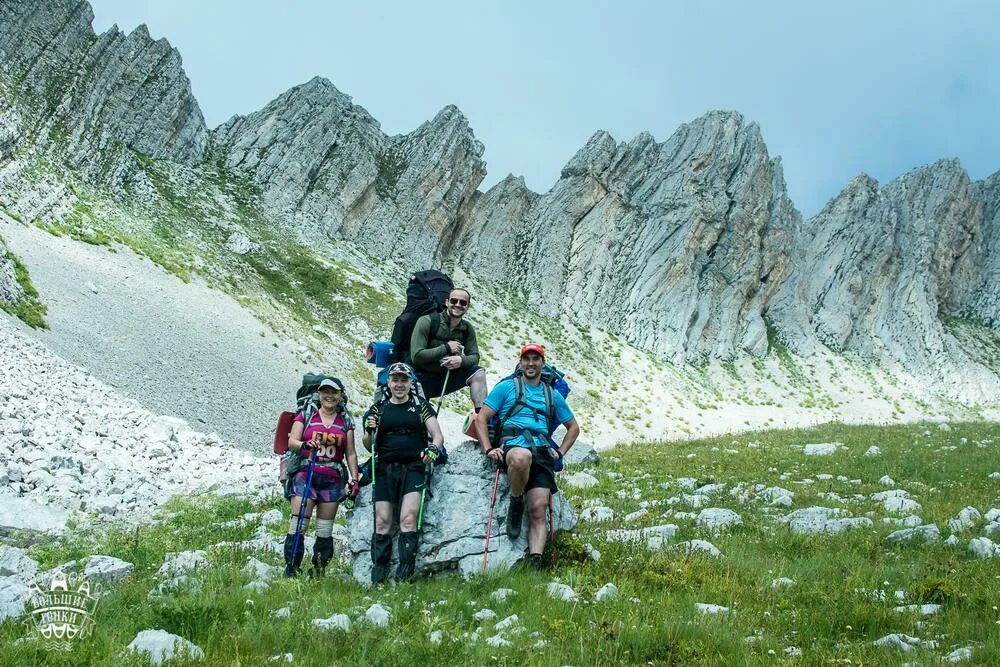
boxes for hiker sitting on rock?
[475,344,580,570]
[285,377,361,577]
[362,362,444,584]
[410,288,487,411]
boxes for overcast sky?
[88,0,999,217]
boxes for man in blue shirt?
[475,343,581,570]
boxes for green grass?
[2,421,998,665]
[0,234,47,328]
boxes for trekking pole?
[290,446,318,573]
[417,366,451,532]
[481,466,502,575]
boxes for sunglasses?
[449,298,469,306]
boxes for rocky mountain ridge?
[1,0,998,405]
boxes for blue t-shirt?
[484,379,574,448]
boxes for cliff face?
[451,112,798,363]
[211,78,485,263]
[0,0,997,391]
[0,0,207,173]
[770,159,982,360]
[965,170,1000,330]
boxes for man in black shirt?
[362,362,444,584]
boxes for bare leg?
[398,492,422,532]
[467,369,487,409]
[505,448,531,497]
[374,501,394,534]
[526,487,551,554]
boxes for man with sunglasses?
[410,288,487,410]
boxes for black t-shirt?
[366,397,436,464]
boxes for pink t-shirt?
[294,410,352,477]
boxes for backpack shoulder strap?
[542,382,554,423]
[506,377,527,420]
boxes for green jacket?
[410,313,480,373]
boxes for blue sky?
[88,0,999,217]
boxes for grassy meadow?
[1,420,998,665]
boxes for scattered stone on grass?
[696,508,742,532]
[942,647,973,662]
[547,582,578,601]
[473,608,497,622]
[83,555,134,584]
[125,629,204,665]
[893,604,941,617]
[495,614,519,631]
[595,583,618,601]
[968,537,999,558]
[312,614,351,632]
[947,507,981,532]
[158,550,209,577]
[803,442,841,456]
[884,524,940,545]
[561,472,599,488]
[491,588,515,602]
[695,603,730,615]
[579,506,615,522]
[365,603,391,627]
[675,540,722,557]
[872,633,936,652]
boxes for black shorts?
[502,445,558,494]
[417,364,482,399]
[372,461,426,503]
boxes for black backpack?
[389,270,453,365]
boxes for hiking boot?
[371,532,393,585]
[283,533,305,578]
[523,552,545,572]
[396,531,419,581]
[311,536,334,576]
[506,495,525,540]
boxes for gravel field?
[1,218,310,454]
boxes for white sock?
[316,519,334,538]
[288,515,309,534]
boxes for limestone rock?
[224,231,260,255]
[968,536,999,558]
[346,441,577,583]
[125,629,205,665]
[211,78,484,266]
[83,555,134,584]
[0,0,208,172]
[965,170,1000,330]
[0,239,26,306]
[451,112,798,363]
[561,471,599,488]
[312,614,351,632]
[158,550,209,577]
[547,582,578,601]
[0,575,31,623]
[884,524,940,545]
[0,496,68,534]
[595,583,618,601]
[696,508,743,532]
[0,546,38,579]
[769,161,1000,399]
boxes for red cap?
[520,343,545,359]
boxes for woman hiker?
[284,377,361,577]
[362,362,444,584]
